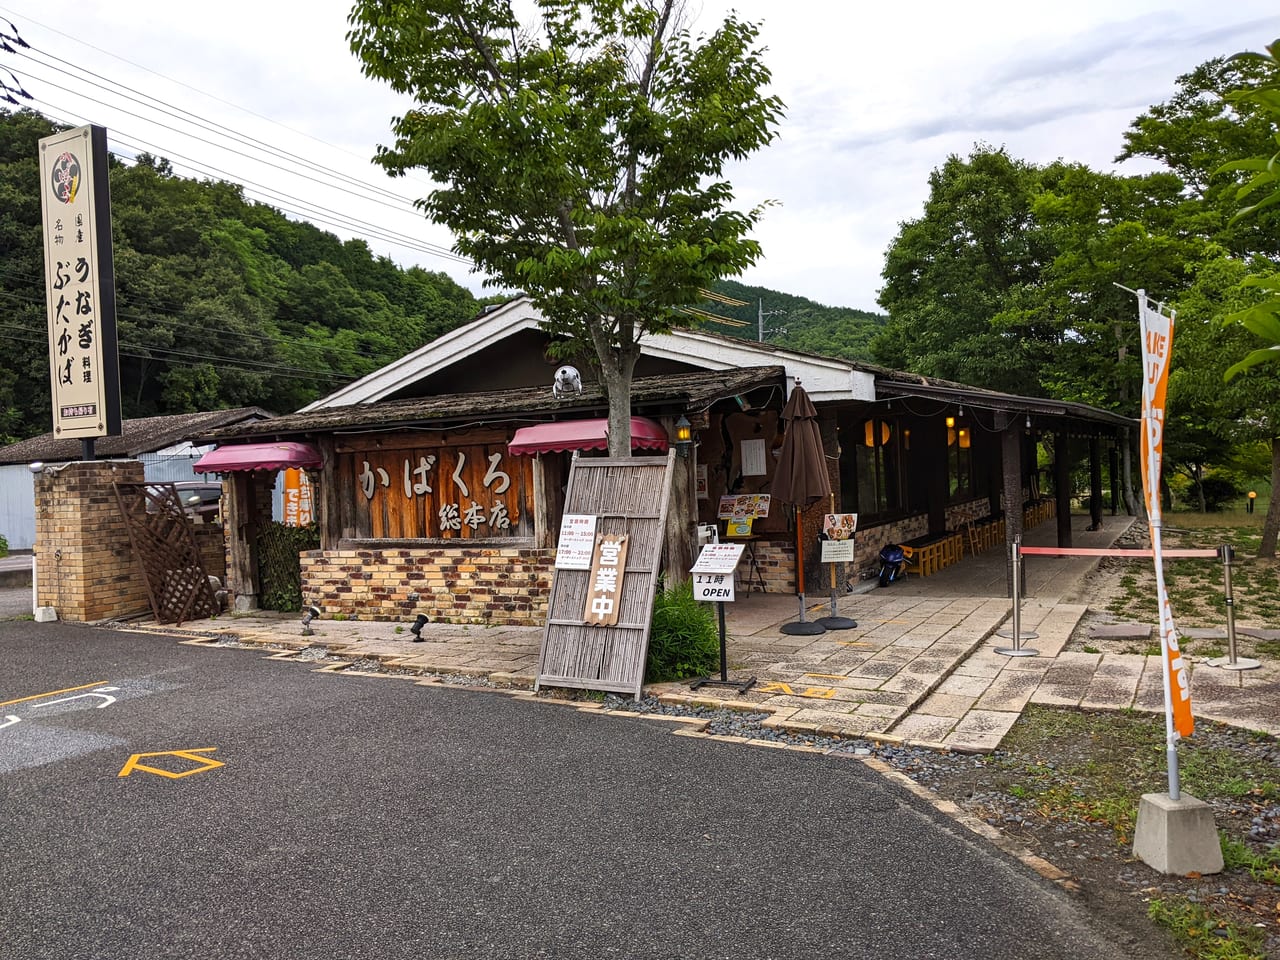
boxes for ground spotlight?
[301,604,321,636]
[410,613,429,642]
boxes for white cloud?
[3,0,1277,313]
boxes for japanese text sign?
[583,533,628,626]
[38,124,121,440]
[691,542,745,575]
[693,572,735,603]
[555,514,598,569]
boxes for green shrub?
[1197,476,1239,512]
[646,578,719,683]
[0,533,7,558]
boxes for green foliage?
[645,579,719,683]
[258,522,321,612]
[1148,898,1267,960]
[0,108,480,441]
[1198,476,1240,511]
[347,0,783,455]
[692,279,887,361]
[0,533,8,558]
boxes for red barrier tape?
[1018,546,1218,558]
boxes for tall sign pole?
[38,124,122,458]
[1134,287,1194,800]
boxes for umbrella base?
[817,616,857,630]
[780,620,826,635]
[689,676,758,694]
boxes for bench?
[904,531,964,577]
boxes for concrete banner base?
[1133,792,1224,875]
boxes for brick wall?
[945,497,993,528]
[33,460,150,622]
[302,547,556,626]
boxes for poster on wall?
[741,438,767,476]
[555,514,598,569]
[695,463,708,500]
[283,468,314,527]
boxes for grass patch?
[1148,898,1267,960]
[997,707,1279,840]
[1221,836,1280,885]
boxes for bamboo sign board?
[537,450,676,699]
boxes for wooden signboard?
[537,450,676,699]
[582,533,628,626]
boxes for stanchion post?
[996,536,1039,655]
[1207,543,1260,671]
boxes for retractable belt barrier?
[1009,542,1259,671]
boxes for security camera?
[28,461,44,474]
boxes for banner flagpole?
[1133,287,1194,800]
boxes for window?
[948,423,977,501]
[842,417,903,520]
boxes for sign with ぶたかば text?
[38,124,121,440]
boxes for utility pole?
[758,299,785,342]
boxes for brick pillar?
[33,460,150,622]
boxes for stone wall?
[33,460,149,622]
[302,547,556,626]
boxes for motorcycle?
[878,543,907,587]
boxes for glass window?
[845,418,902,520]
[948,424,976,500]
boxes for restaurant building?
[197,298,1134,625]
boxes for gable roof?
[205,367,786,441]
[303,296,877,409]
[0,407,273,465]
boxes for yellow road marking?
[118,748,223,780]
[0,680,110,708]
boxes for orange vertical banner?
[1138,294,1194,739]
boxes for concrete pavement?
[60,512,1273,753]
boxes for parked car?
[171,481,223,520]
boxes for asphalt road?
[0,621,1164,960]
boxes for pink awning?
[508,417,670,456]
[193,441,322,473]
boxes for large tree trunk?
[596,327,642,458]
[1261,437,1280,559]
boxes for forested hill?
[0,108,483,444]
[1,108,883,445]
[699,280,887,361]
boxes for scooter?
[878,543,907,587]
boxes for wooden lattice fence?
[113,482,219,625]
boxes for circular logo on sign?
[50,151,82,204]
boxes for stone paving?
[14,512,1279,751]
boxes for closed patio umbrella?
[771,382,830,635]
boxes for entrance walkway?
[95,513,1280,750]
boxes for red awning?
[508,417,669,456]
[193,441,322,473]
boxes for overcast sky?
[3,1,1277,313]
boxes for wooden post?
[225,472,261,611]
[662,416,695,585]
[1109,443,1120,515]
[1089,436,1103,530]
[1054,429,1072,548]
[998,414,1024,599]
[317,435,340,550]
